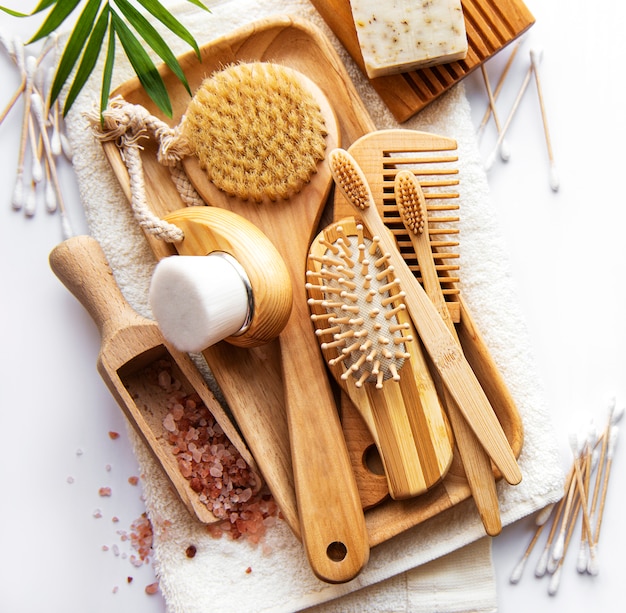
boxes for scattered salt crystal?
[128,476,139,486]
[112,544,120,556]
[127,577,133,584]
[99,486,112,497]
[145,582,159,595]
[163,413,176,433]
[105,464,112,472]
[93,509,103,519]
[112,586,119,594]
[66,476,75,484]
[76,448,83,456]
[245,566,252,574]
[108,431,120,440]
[158,370,171,389]
[112,516,119,523]
[102,545,109,552]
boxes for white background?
[1,1,624,612]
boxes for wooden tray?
[102,15,522,548]
[310,0,535,122]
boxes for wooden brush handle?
[281,287,370,583]
[400,176,502,535]
[49,235,145,343]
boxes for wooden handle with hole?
[281,288,370,583]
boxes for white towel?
[64,1,564,611]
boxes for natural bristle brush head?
[394,170,426,235]
[307,219,413,389]
[328,148,372,210]
[181,62,328,202]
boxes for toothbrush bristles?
[394,170,426,235]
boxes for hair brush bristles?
[329,148,372,210]
[182,62,328,202]
[394,170,426,235]
[307,220,412,389]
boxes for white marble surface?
[1,1,624,612]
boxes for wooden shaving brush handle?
[154,206,293,349]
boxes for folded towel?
[64,1,564,611]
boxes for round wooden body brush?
[173,61,369,583]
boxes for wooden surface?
[48,236,260,526]
[103,15,522,554]
[310,0,535,122]
[395,169,501,535]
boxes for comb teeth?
[394,170,426,235]
[307,222,412,389]
[329,149,372,210]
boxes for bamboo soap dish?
[310,0,535,122]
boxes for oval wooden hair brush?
[175,61,369,583]
[329,147,522,487]
[307,218,454,499]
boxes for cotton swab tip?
[534,548,549,577]
[11,173,24,211]
[587,545,600,576]
[509,557,526,584]
[551,533,565,563]
[576,542,588,574]
[611,404,624,425]
[529,47,544,67]
[499,139,511,162]
[549,163,560,192]
[547,565,562,596]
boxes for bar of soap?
[349,0,468,79]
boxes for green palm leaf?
[0,0,209,117]
[63,5,109,113]
[29,0,82,42]
[49,0,102,104]
[115,0,191,95]
[111,7,171,117]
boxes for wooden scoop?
[49,235,261,524]
[182,68,369,583]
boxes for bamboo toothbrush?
[329,148,521,486]
[394,169,502,535]
[307,218,454,499]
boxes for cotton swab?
[477,39,523,139]
[480,64,510,161]
[30,92,74,238]
[529,48,559,191]
[589,423,620,575]
[484,49,542,171]
[509,504,554,584]
[566,433,598,572]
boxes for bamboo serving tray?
[310,0,535,122]
[102,15,522,548]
